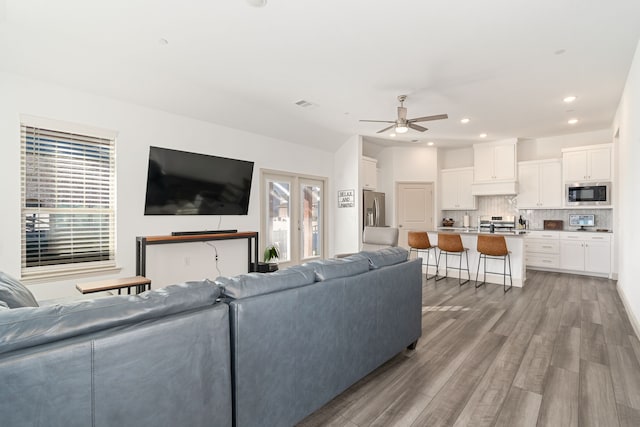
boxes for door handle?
[399,224,403,228]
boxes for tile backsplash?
[442,196,613,231]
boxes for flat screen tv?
[144,146,254,215]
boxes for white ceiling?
[2,0,640,152]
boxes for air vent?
[295,99,314,108]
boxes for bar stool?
[408,231,437,280]
[476,234,512,293]
[435,233,470,285]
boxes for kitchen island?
[420,228,527,287]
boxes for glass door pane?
[266,178,291,262]
[300,180,322,260]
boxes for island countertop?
[436,227,528,237]
[421,230,527,287]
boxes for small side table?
[76,276,151,295]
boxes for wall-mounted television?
[144,146,254,215]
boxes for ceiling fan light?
[395,124,408,133]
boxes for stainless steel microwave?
[566,182,611,206]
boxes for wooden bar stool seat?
[475,234,513,292]
[435,233,470,285]
[408,231,437,280]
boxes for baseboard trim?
[617,281,640,340]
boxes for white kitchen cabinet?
[517,160,562,209]
[559,232,611,275]
[559,239,585,271]
[562,144,612,182]
[361,156,377,190]
[525,231,560,268]
[473,140,516,182]
[441,167,476,210]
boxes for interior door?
[396,182,434,248]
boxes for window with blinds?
[21,123,116,279]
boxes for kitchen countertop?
[435,227,613,235]
[526,228,613,233]
[435,227,528,237]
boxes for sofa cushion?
[360,247,409,269]
[304,257,370,281]
[0,300,8,309]
[0,279,221,356]
[217,266,316,300]
[0,271,39,308]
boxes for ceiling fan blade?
[376,124,396,134]
[409,113,449,123]
[359,119,396,123]
[408,123,428,132]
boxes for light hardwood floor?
[298,270,640,427]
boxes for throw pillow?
[0,271,39,308]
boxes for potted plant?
[259,244,280,272]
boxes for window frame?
[20,115,118,280]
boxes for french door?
[262,171,326,267]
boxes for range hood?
[471,181,519,196]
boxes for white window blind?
[20,123,116,279]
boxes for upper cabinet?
[562,144,612,182]
[361,156,377,190]
[471,139,518,196]
[441,167,477,210]
[517,159,562,209]
[473,139,517,182]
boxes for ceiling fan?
[360,95,448,134]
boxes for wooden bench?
[76,276,151,295]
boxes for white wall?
[517,129,611,161]
[376,146,439,227]
[0,71,334,299]
[439,147,474,169]
[331,135,361,255]
[613,39,640,335]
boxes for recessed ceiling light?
[563,96,577,103]
[479,133,487,138]
[568,118,579,125]
[411,139,419,143]
[460,118,470,124]
[427,141,435,146]
[390,133,396,137]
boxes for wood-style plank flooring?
[298,270,640,427]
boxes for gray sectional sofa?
[0,247,422,427]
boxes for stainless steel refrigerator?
[363,190,386,228]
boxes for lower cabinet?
[559,233,611,275]
[525,231,560,268]
[526,231,612,277]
